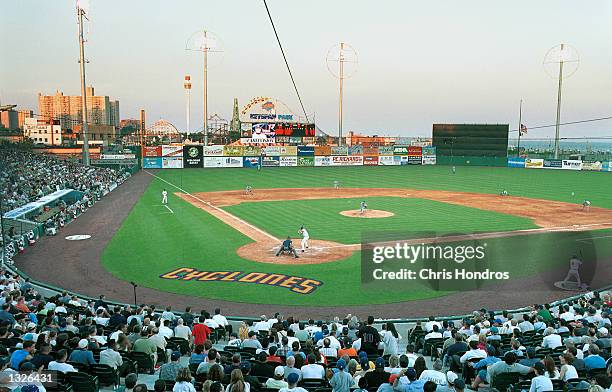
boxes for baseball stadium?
[2,1,612,391]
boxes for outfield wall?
[508,157,612,173]
[142,144,437,169]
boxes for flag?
[519,124,528,136]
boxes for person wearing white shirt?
[424,325,443,341]
[459,341,488,364]
[174,319,192,341]
[48,350,77,373]
[425,317,442,333]
[320,339,338,358]
[161,306,176,321]
[204,317,220,330]
[518,315,535,333]
[159,319,174,339]
[419,360,447,386]
[212,308,229,328]
[301,354,325,379]
[541,328,562,349]
[530,363,554,392]
[253,316,270,333]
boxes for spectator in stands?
[225,354,243,375]
[68,338,96,365]
[150,326,172,363]
[251,352,274,378]
[584,345,607,371]
[243,331,263,350]
[470,346,501,389]
[419,359,446,386]
[193,317,212,346]
[196,348,218,375]
[436,371,459,392]
[459,340,487,364]
[380,323,401,356]
[118,373,139,392]
[266,366,288,390]
[330,359,353,392]
[154,380,166,392]
[559,353,579,381]
[337,338,357,358]
[158,320,174,339]
[159,351,183,382]
[364,358,390,389]
[30,343,53,369]
[542,356,559,379]
[283,356,302,382]
[395,368,424,392]
[301,354,325,379]
[190,345,206,365]
[357,316,380,356]
[133,328,158,365]
[174,367,196,392]
[520,347,540,368]
[241,361,262,391]
[174,318,192,342]
[100,339,129,376]
[207,364,225,383]
[227,368,250,392]
[47,349,76,373]
[320,338,337,358]
[541,327,562,349]
[530,362,554,392]
[519,314,535,332]
[486,352,532,385]
[0,304,16,326]
[10,340,35,370]
[376,373,397,392]
[213,308,231,334]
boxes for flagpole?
[517,99,523,157]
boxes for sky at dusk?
[1,0,611,139]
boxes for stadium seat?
[66,372,99,392]
[90,364,119,388]
[128,351,155,374]
[491,372,521,392]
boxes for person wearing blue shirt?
[584,346,606,371]
[275,237,299,258]
[330,359,353,392]
[395,368,426,392]
[470,347,501,390]
[10,341,35,370]
[68,339,96,365]
[0,304,16,326]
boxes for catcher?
[275,236,300,258]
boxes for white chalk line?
[164,205,174,214]
[576,235,612,242]
[144,170,279,242]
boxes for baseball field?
[100,166,612,308]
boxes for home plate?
[65,235,91,241]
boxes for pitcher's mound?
[236,239,357,265]
[340,209,395,218]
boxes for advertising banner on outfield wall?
[162,157,183,169]
[204,157,224,168]
[543,159,562,169]
[378,146,394,155]
[507,157,526,168]
[297,146,315,156]
[582,161,602,171]
[223,157,243,168]
[262,146,281,156]
[161,145,183,157]
[378,155,399,165]
[315,146,332,156]
[562,160,583,170]
[275,136,289,143]
[400,156,410,165]
[204,145,224,156]
[289,137,303,144]
[298,156,315,166]
[525,158,544,168]
[408,146,422,156]
[331,155,363,166]
[314,156,332,166]
[363,146,379,156]
[143,157,162,169]
[144,146,162,157]
[348,145,364,155]
[408,155,422,164]
[393,146,409,155]
[422,146,436,156]
[280,146,297,156]
[331,146,348,156]
[223,146,243,156]
[183,145,203,168]
[279,156,298,166]
[243,157,261,167]
[363,156,378,166]
[422,156,437,165]
[243,146,261,156]
[302,137,316,144]
[603,162,612,172]
[261,156,280,167]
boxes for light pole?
[517,99,523,157]
[184,75,191,138]
[186,30,223,146]
[326,43,358,146]
[76,1,90,165]
[543,43,580,159]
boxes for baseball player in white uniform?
[563,255,583,287]
[333,180,340,190]
[360,201,368,215]
[298,226,310,252]
[161,189,168,205]
[582,200,591,211]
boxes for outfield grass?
[223,197,537,244]
[101,166,612,306]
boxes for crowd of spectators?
[0,274,607,392]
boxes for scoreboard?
[275,123,316,137]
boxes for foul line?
[144,170,279,242]
[164,205,174,214]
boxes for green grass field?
[101,166,612,306]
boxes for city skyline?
[1,0,612,139]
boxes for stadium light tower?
[76,0,91,165]
[186,30,223,146]
[326,43,358,146]
[543,43,580,159]
[184,75,192,137]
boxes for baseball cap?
[358,351,368,359]
[389,374,399,384]
[78,339,89,349]
[490,326,499,334]
[287,372,299,384]
[23,333,34,341]
[358,356,370,370]
[240,361,251,371]
[171,351,181,361]
[274,366,285,376]
[27,322,37,330]
[405,368,417,380]
[453,379,466,390]
[446,371,458,384]
[336,359,347,370]
[375,357,385,368]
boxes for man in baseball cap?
[364,357,390,389]
[286,373,307,392]
[266,366,288,390]
[330,358,353,391]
